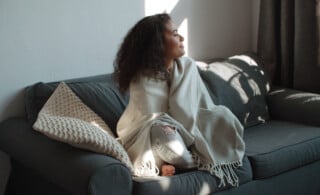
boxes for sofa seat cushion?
[132,156,252,195]
[244,120,320,179]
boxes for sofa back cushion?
[198,54,270,128]
[25,53,269,135]
[25,74,128,136]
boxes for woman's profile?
[114,13,245,187]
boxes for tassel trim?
[193,154,242,188]
[132,152,242,188]
[133,160,160,177]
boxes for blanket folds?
[117,57,245,187]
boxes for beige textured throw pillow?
[33,82,133,171]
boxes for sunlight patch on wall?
[144,0,179,16]
[179,18,189,56]
[144,0,189,56]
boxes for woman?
[114,13,245,187]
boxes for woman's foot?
[161,164,175,176]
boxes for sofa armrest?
[0,118,132,195]
[267,87,320,126]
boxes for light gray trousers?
[150,124,194,169]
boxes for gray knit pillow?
[33,82,133,171]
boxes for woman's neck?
[165,59,174,73]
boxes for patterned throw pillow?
[33,82,133,171]
[198,54,270,128]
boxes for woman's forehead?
[165,20,177,31]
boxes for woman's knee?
[150,124,194,168]
[150,125,175,142]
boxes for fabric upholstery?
[0,118,132,195]
[215,160,320,195]
[33,82,133,170]
[244,120,320,179]
[0,150,10,195]
[198,54,270,127]
[133,156,252,195]
[5,53,318,195]
[24,74,128,136]
[267,87,320,126]
[6,159,71,195]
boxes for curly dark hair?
[113,13,171,92]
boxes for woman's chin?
[179,50,185,57]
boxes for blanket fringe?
[193,154,242,188]
[134,161,160,177]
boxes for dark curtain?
[258,0,320,93]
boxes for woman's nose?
[179,34,184,42]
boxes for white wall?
[0,0,260,121]
[166,0,260,60]
[0,0,144,121]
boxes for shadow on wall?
[144,0,255,60]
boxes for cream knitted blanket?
[117,57,245,187]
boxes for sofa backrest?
[24,74,129,136]
[25,54,271,136]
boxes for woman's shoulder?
[177,56,195,64]
[176,56,198,71]
[130,74,167,90]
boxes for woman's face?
[163,20,185,62]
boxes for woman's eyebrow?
[172,29,178,33]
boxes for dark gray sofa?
[1,54,320,195]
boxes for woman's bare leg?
[161,164,175,176]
